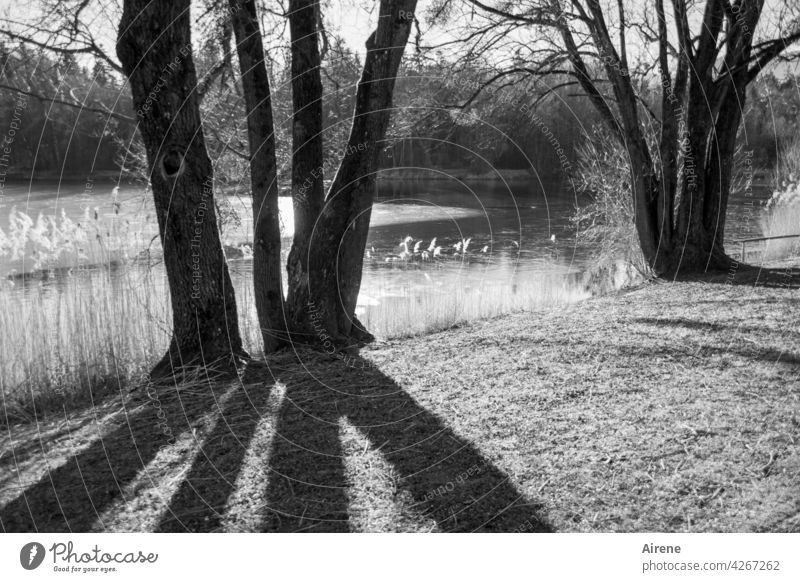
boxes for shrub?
[760,137,800,260]
[760,180,800,260]
[570,127,647,275]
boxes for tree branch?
[0,82,134,122]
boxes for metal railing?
[733,234,800,260]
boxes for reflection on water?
[0,177,773,342]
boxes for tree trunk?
[285,0,325,340]
[700,1,761,270]
[228,0,286,352]
[701,90,745,268]
[630,164,674,275]
[669,0,761,274]
[117,0,247,378]
[674,77,716,272]
[290,0,418,345]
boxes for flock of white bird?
[231,234,554,264]
[373,235,513,264]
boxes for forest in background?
[3,41,799,185]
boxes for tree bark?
[289,0,418,345]
[117,0,247,378]
[228,0,287,352]
[671,0,761,273]
[285,0,326,340]
[701,0,763,268]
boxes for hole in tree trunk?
[159,147,185,180]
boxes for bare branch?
[0,82,134,122]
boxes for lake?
[0,176,772,340]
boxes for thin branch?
[0,82,134,122]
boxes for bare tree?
[434,0,800,275]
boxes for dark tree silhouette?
[0,358,551,533]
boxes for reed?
[0,213,589,422]
[359,268,588,338]
[0,267,168,422]
[761,138,800,260]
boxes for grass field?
[1,261,798,532]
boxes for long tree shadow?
[2,355,552,532]
[0,376,234,532]
[156,365,278,532]
[0,416,100,472]
[258,353,551,532]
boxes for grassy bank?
[1,262,798,532]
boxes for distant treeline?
[1,42,797,182]
[0,45,134,178]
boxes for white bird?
[481,245,489,253]
[413,240,422,254]
[453,241,463,252]
[550,234,557,243]
[433,246,442,258]
[463,237,472,252]
[399,236,412,256]
[427,237,437,252]
[421,250,430,261]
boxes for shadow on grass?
[0,416,100,471]
[676,264,800,288]
[0,356,551,533]
[0,376,234,532]
[258,355,549,532]
[633,317,799,340]
[155,373,277,532]
[625,318,800,368]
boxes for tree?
[227,0,287,352]
[284,0,326,339]
[226,0,419,347]
[117,0,248,377]
[436,0,800,275]
[286,0,419,344]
